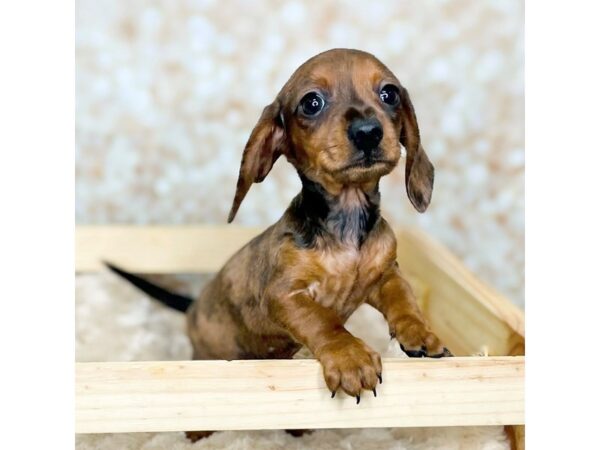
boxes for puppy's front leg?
[369,264,452,358]
[268,289,381,401]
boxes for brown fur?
[183,49,447,438]
[190,48,446,385]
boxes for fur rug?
[75,272,509,450]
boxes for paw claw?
[356,395,360,405]
[430,347,454,358]
[331,391,336,398]
[372,388,377,397]
[401,343,426,358]
[400,339,453,358]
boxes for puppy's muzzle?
[347,117,383,155]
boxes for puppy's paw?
[392,322,452,358]
[318,336,382,401]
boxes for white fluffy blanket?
[75,272,509,450]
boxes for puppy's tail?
[104,262,193,313]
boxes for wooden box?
[75,226,525,448]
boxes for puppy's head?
[228,49,434,222]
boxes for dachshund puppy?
[108,48,449,437]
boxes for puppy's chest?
[308,243,390,316]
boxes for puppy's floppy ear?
[227,101,286,222]
[398,86,434,213]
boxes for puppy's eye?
[379,84,400,107]
[299,92,325,116]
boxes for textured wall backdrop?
[75,0,524,306]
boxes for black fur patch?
[289,174,380,248]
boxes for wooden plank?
[76,225,261,273]
[396,229,525,357]
[76,356,524,434]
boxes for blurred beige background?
[76,0,524,307]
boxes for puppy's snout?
[348,118,383,154]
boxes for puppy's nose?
[348,118,383,153]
